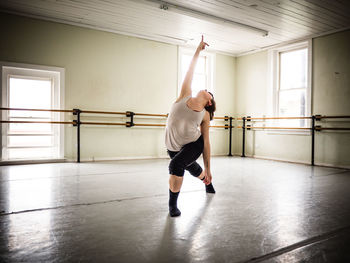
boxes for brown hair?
[205,92,216,121]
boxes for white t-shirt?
[165,96,205,151]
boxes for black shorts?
[167,135,204,177]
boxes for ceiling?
[1,0,350,56]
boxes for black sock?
[205,183,216,194]
[200,177,216,193]
[169,190,181,217]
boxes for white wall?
[312,30,350,167]
[0,13,236,161]
[2,12,347,168]
[235,30,350,168]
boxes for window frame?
[0,62,65,161]
[178,46,215,97]
[267,40,312,135]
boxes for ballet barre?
[0,107,233,162]
[237,115,350,166]
[2,106,347,166]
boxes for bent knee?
[169,159,185,177]
[190,165,202,177]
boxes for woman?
[165,36,216,217]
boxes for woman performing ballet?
[165,36,216,217]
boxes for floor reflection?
[3,167,55,261]
[272,176,306,247]
[154,192,214,262]
[7,211,54,258]
[7,167,53,213]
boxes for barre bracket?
[315,115,322,121]
[73,108,81,116]
[126,111,135,127]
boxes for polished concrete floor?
[0,156,350,262]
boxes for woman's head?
[203,91,216,121]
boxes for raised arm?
[178,36,209,101]
[200,111,212,185]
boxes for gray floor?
[0,156,350,262]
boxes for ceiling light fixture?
[145,0,268,37]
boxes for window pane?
[181,54,206,83]
[8,77,53,135]
[196,57,206,74]
[279,89,306,127]
[280,49,307,90]
[8,136,53,147]
[9,77,52,118]
[8,148,55,159]
[192,74,206,96]
[8,118,52,133]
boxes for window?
[269,41,311,129]
[178,47,215,97]
[1,63,64,161]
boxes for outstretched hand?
[197,35,209,51]
[203,169,212,185]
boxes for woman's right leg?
[167,140,203,217]
[169,174,183,193]
[167,150,184,217]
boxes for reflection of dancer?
[165,36,216,217]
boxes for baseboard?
[235,154,350,170]
[310,161,350,170]
[66,155,169,162]
[0,159,67,166]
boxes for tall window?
[1,63,64,161]
[270,41,311,129]
[178,48,215,97]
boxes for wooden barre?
[237,126,310,130]
[0,107,73,113]
[213,117,230,120]
[134,113,168,118]
[134,113,229,119]
[133,123,166,127]
[133,124,233,128]
[80,110,125,115]
[237,116,312,120]
[316,127,350,131]
[318,116,350,119]
[0,120,74,125]
[80,121,125,126]
[210,125,233,128]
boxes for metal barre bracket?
[73,109,81,116]
[72,109,81,127]
[315,115,322,121]
[126,111,135,127]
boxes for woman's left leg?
[186,161,216,193]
